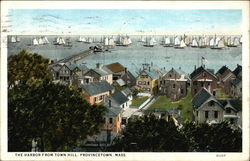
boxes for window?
[201,82,204,87]
[138,81,142,85]
[214,111,218,118]
[99,95,103,100]
[94,97,97,102]
[122,104,125,108]
[193,81,197,85]
[196,111,198,117]
[226,108,231,113]
[109,118,113,124]
[194,89,197,94]
[143,81,146,85]
[169,74,172,78]
[203,73,207,77]
[208,82,210,86]
[205,111,209,119]
[147,82,150,85]
[173,84,176,89]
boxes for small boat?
[174,39,186,49]
[211,39,225,49]
[143,37,156,47]
[10,36,16,43]
[191,38,199,48]
[32,38,39,46]
[163,37,173,47]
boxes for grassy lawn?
[131,96,149,107]
[217,88,233,99]
[147,88,193,122]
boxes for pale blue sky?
[9,9,242,34]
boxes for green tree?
[181,122,242,152]
[111,114,189,152]
[8,80,107,152]
[8,49,52,88]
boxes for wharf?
[57,49,94,64]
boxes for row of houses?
[49,61,243,150]
[136,63,242,100]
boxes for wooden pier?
[57,49,94,64]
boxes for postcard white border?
[1,1,249,161]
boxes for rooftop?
[106,62,125,73]
[82,80,113,96]
[192,88,212,109]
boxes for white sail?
[108,38,115,46]
[33,38,39,46]
[174,37,181,46]
[123,37,130,46]
[209,38,214,46]
[233,37,240,46]
[128,37,132,44]
[239,36,242,44]
[141,36,146,42]
[192,39,198,47]
[11,36,16,43]
[149,38,155,46]
[217,40,225,48]
[38,37,44,45]
[56,37,60,43]
[180,40,186,47]
[78,36,83,42]
[165,37,170,45]
[215,37,220,45]
[43,37,49,44]
[104,37,109,46]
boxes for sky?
[7,9,242,35]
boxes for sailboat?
[10,36,16,43]
[211,38,225,49]
[16,36,20,42]
[32,38,39,46]
[239,36,242,44]
[163,37,173,47]
[143,37,156,47]
[191,38,199,48]
[38,37,44,45]
[54,37,65,45]
[227,37,240,47]
[198,37,206,48]
[175,39,186,49]
[42,36,50,44]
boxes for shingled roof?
[105,106,123,117]
[231,78,241,86]
[82,81,113,96]
[233,64,242,78]
[216,65,229,75]
[219,99,242,112]
[190,66,217,80]
[106,62,125,73]
[104,91,129,108]
[192,88,212,109]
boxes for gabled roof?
[105,62,125,73]
[121,70,136,81]
[192,88,212,109]
[229,100,242,112]
[51,65,61,72]
[190,66,217,80]
[93,66,113,76]
[66,63,78,71]
[140,68,162,80]
[216,65,229,75]
[82,80,113,96]
[233,64,242,78]
[109,91,129,106]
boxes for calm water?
[8,35,242,76]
